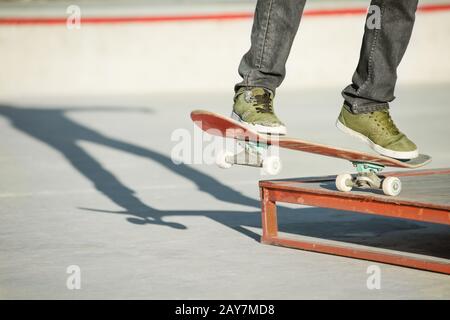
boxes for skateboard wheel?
[382,176,402,196]
[262,156,282,175]
[215,150,233,169]
[336,174,353,192]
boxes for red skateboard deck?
[191,109,431,169]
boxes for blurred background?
[1,0,450,97]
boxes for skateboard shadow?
[1,104,448,260]
[319,180,386,196]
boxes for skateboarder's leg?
[232,0,306,135]
[337,0,419,159]
[342,0,419,113]
[235,0,307,93]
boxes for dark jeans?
[235,0,419,114]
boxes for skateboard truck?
[215,141,282,175]
[335,162,402,196]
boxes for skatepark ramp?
[1,0,450,98]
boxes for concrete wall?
[0,7,449,99]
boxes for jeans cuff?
[344,101,389,114]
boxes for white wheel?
[382,176,402,196]
[336,173,353,192]
[262,156,282,175]
[215,150,233,169]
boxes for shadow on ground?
[1,104,449,259]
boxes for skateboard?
[191,110,431,196]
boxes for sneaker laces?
[252,90,273,113]
[374,110,400,135]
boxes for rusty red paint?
[262,236,450,274]
[1,4,449,25]
[259,169,450,274]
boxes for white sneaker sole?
[336,119,419,160]
[231,112,287,135]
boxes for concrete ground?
[0,0,449,300]
[1,85,449,299]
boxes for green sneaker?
[336,105,419,159]
[232,87,287,135]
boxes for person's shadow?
[0,104,263,233]
[1,104,448,259]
